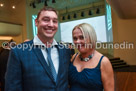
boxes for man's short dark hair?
[36,6,58,20]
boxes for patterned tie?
[46,48,57,82]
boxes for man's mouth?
[47,30,53,32]
[43,27,54,33]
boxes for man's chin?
[46,34,55,38]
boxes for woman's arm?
[101,56,114,91]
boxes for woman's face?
[73,28,91,53]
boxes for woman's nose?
[75,38,82,43]
[74,39,82,47]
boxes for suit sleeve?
[5,49,23,91]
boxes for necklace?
[79,54,94,62]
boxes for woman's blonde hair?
[72,23,97,49]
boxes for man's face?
[35,11,58,39]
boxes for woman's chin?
[78,48,86,53]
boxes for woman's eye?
[73,37,77,41]
[79,36,84,40]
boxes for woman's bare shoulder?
[70,53,78,62]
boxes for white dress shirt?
[33,35,59,74]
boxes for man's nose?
[48,20,53,27]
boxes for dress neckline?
[71,63,97,73]
[71,54,104,73]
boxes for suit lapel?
[32,45,55,83]
[56,45,64,84]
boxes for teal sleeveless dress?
[68,54,104,91]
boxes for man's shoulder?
[11,40,34,51]
[22,40,33,44]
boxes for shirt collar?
[33,35,58,47]
[4,47,10,50]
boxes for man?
[0,39,15,91]
[5,7,71,91]
[0,44,10,91]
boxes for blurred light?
[0,36,13,40]
[12,5,16,9]
[0,3,4,7]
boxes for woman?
[68,23,114,91]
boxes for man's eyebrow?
[42,16,50,19]
[42,16,58,20]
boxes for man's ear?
[35,19,38,26]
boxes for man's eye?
[43,18,49,22]
[53,20,58,23]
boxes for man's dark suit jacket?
[0,49,10,91]
[5,40,71,91]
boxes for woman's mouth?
[75,44,84,49]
